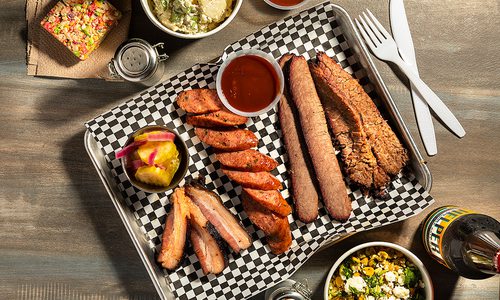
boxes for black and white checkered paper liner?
[85,3,434,299]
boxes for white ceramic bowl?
[216,49,284,117]
[140,0,242,39]
[263,0,309,11]
[323,242,433,300]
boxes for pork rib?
[288,55,351,221]
[188,200,227,275]
[185,179,252,253]
[157,187,190,270]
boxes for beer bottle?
[421,206,500,279]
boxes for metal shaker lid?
[265,279,312,300]
[109,38,167,82]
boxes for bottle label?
[422,206,476,268]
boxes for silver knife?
[390,0,437,156]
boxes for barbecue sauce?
[221,55,279,113]
[269,0,304,6]
[421,206,500,279]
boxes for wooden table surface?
[1,0,499,299]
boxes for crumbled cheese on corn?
[385,271,397,282]
[393,286,410,299]
[345,276,367,294]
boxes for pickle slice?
[135,165,175,187]
[137,141,178,165]
[160,157,181,178]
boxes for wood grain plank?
[0,0,498,299]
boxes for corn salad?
[328,247,425,300]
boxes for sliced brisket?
[278,54,319,223]
[310,53,391,190]
[313,52,408,176]
[288,55,351,221]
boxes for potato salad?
[151,0,234,34]
[328,247,425,300]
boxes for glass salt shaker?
[108,38,168,86]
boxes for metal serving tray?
[85,3,432,299]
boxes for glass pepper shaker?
[108,38,168,86]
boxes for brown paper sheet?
[26,0,131,79]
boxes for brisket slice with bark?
[309,55,391,191]
[278,54,319,223]
[312,52,408,176]
[288,55,351,221]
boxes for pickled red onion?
[148,148,158,165]
[131,159,145,170]
[116,140,146,159]
[144,131,175,142]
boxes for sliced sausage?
[242,193,292,255]
[195,127,258,151]
[216,149,278,172]
[187,110,248,128]
[222,169,282,190]
[242,188,291,217]
[176,89,223,114]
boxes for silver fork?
[355,10,465,138]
